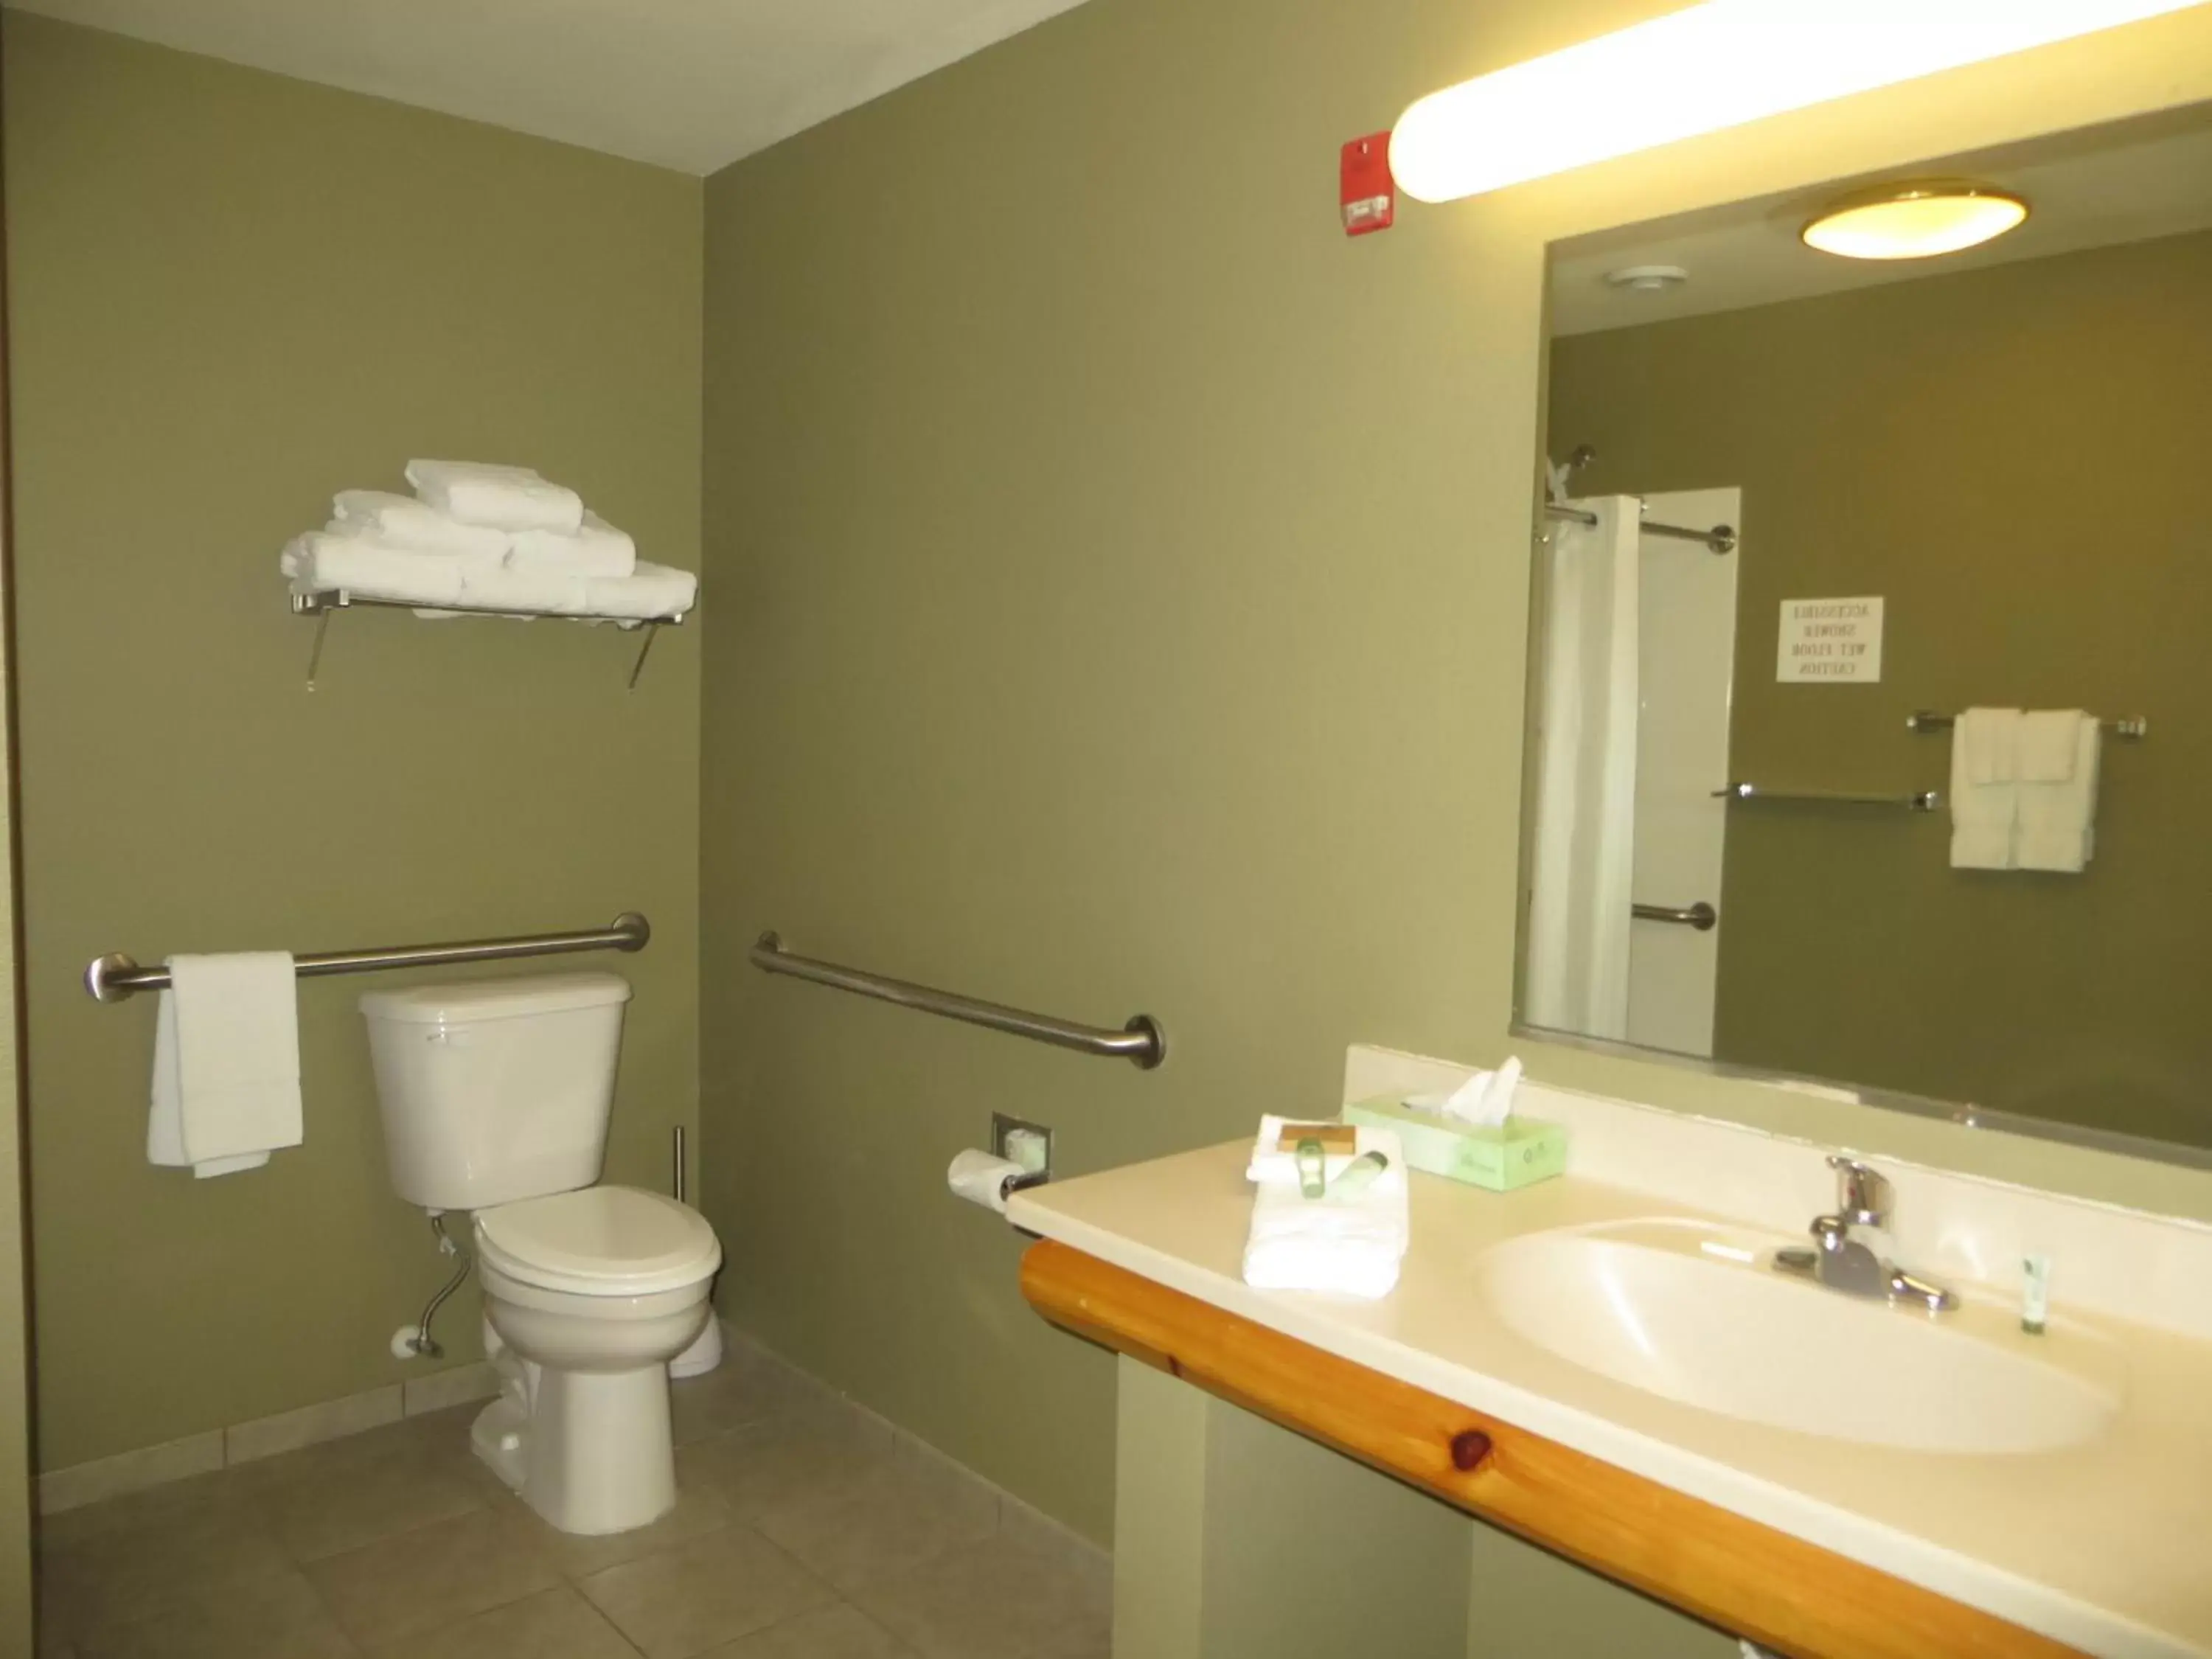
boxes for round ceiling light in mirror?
[1801,182,2028,261]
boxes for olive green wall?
[698,0,2212,1545]
[3,14,703,1472]
[1550,231,2212,1148]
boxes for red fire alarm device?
[1340,132,1395,236]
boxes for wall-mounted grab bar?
[1543,501,1737,555]
[85,912,651,1004]
[1632,900,1717,931]
[1907,709,2148,740]
[750,931,1166,1070]
[1716,783,1940,813]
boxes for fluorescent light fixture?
[1802,182,2028,259]
[1390,0,2208,204]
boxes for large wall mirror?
[1519,102,2212,1162]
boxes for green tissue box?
[1343,1096,1566,1192]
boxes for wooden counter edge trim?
[1020,1239,2085,1659]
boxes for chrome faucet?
[1774,1155,1957,1313]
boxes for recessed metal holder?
[991,1111,1055,1184]
[291,589,687,692]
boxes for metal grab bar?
[1632,900,1717,931]
[751,931,1166,1070]
[1717,783,1940,813]
[1907,709,2148,740]
[1543,502,1737,555]
[85,912,651,1004]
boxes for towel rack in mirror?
[291,591,688,692]
[1906,709,2148,740]
[1717,783,1941,813]
[85,912,651,1004]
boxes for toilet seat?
[476,1184,720,1298]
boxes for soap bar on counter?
[1341,1095,1565,1191]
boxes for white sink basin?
[1475,1219,2121,1455]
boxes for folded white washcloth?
[508,510,637,579]
[406,459,584,535]
[2017,710,2084,783]
[330,490,510,563]
[1242,1128,1408,1299]
[282,532,467,607]
[2017,714,2101,873]
[582,562,697,620]
[147,953,303,1178]
[1950,709,2022,871]
[1245,1113,1391,1186]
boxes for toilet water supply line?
[406,1214,470,1361]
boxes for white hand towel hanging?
[147,953,303,1178]
[2017,712,2101,873]
[1949,708,2021,870]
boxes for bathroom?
[1,1,2210,1655]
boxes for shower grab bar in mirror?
[1717,783,1941,813]
[750,931,1166,1070]
[1907,709,2148,740]
[85,913,652,1004]
[1543,501,1737,555]
[1632,901,1718,931]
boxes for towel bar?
[750,932,1166,1069]
[85,912,651,1004]
[1717,783,1941,813]
[1907,709,2147,740]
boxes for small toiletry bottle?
[1328,1151,1390,1200]
[2022,1254,2051,1335]
[1295,1138,1327,1200]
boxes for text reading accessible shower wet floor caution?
[1778,597,1883,684]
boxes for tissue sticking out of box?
[1407,1057,1523,1127]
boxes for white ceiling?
[16,0,1091,174]
[1551,104,2212,335]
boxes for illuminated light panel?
[1802,184,2028,258]
[1390,0,2208,204]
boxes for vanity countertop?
[1009,1141,2212,1659]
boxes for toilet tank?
[359,973,633,1211]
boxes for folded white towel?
[1245,1113,1391,1186]
[282,532,467,607]
[508,510,637,579]
[147,953,303,1178]
[330,490,510,562]
[1950,709,2021,871]
[2017,714,2101,873]
[457,560,591,616]
[2017,710,2084,783]
[406,459,584,535]
[582,562,697,620]
[1242,1128,1408,1299]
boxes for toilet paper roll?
[947,1149,1026,1215]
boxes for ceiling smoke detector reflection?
[1606,264,1690,293]
[1802,182,2029,260]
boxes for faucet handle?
[1826,1155,1890,1228]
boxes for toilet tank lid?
[358,972,633,1025]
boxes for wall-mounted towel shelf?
[85,911,650,1004]
[291,590,688,692]
[1906,709,2148,740]
[751,931,1166,1069]
[1716,782,1941,813]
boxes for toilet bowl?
[470,1184,722,1534]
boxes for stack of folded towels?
[279,459,698,621]
[1242,1114,1410,1300]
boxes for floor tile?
[752,1450,999,1596]
[846,1531,1113,1659]
[669,1355,810,1447]
[577,1526,838,1659]
[701,1604,917,1658]
[72,1567,358,1659]
[305,1505,560,1648]
[678,1406,897,1530]
[509,1478,737,1579]
[364,1584,636,1659]
[39,1482,296,1644]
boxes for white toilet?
[360,972,721,1536]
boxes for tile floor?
[35,1351,1112,1659]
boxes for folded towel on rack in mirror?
[584,563,697,620]
[282,532,468,607]
[2017,710,2084,783]
[2017,714,2100,873]
[330,490,510,562]
[1950,709,2021,871]
[406,459,584,535]
[148,953,302,1179]
[508,510,637,579]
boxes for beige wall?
[699,0,2212,1543]
[3,15,703,1472]
[1551,230,2212,1150]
